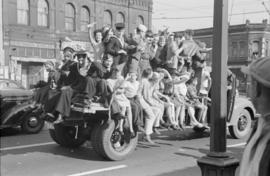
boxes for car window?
[8,82,20,88]
[0,82,9,89]
[0,81,20,89]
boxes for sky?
[152,0,269,32]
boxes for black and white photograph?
[0,0,270,176]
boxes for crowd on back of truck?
[32,22,226,144]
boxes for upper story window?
[252,41,260,58]
[80,6,90,32]
[17,0,29,25]
[103,10,112,27]
[137,15,144,25]
[232,42,238,57]
[38,0,49,27]
[116,12,125,23]
[239,41,246,57]
[65,3,75,31]
[266,41,270,57]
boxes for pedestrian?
[239,57,270,176]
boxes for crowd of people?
[34,22,213,144]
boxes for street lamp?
[197,0,239,176]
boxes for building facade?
[176,20,270,93]
[2,0,153,88]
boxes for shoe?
[46,122,55,129]
[142,135,156,145]
[137,126,145,133]
[53,115,63,124]
[160,122,170,128]
[153,127,161,135]
[45,113,56,122]
[131,131,136,138]
[171,125,178,130]
[179,124,185,131]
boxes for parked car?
[0,79,44,134]
[227,95,257,139]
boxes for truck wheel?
[99,120,138,161]
[53,124,87,148]
[49,128,61,144]
[91,123,106,158]
[21,112,45,134]
[229,109,252,139]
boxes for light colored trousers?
[139,97,160,135]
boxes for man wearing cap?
[139,30,157,76]
[106,23,128,70]
[126,24,148,77]
[44,50,96,122]
[239,57,270,176]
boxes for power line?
[153,11,266,20]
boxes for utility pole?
[197,0,239,175]
[262,1,270,22]
[0,0,4,66]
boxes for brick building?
[1,0,153,88]
[176,20,270,93]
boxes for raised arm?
[87,22,98,48]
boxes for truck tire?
[91,123,106,158]
[21,111,45,134]
[52,124,87,148]
[99,120,138,161]
[49,128,61,145]
[229,109,252,139]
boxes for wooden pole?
[197,0,239,175]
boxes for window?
[252,41,260,57]
[38,0,49,27]
[116,12,125,23]
[65,3,75,31]
[103,10,112,27]
[17,0,29,25]
[239,41,246,57]
[232,42,238,57]
[137,15,144,25]
[266,41,270,57]
[80,6,90,32]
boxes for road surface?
[1,127,247,176]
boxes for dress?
[112,80,131,110]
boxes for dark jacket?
[87,62,117,79]
[106,36,128,66]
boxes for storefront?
[10,56,56,88]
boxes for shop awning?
[11,56,56,63]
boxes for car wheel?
[21,112,45,134]
[98,120,138,161]
[53,124,87,148]
[229,109,252,139]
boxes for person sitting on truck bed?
[50,51,96,123]
[86,53,118,107]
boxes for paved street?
[1,127,247,176]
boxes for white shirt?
[174,74,190,96]
[125,81,140,98]
[200,68,211,95]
